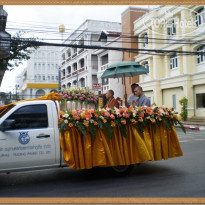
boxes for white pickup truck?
[0,100,133,175]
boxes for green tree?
[0,31,39,70]
[179,97,188,121]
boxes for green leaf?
[90,123,96,141]
[76,123,87,137]
[120,124,127,138]
[107,125,114,140]
[162,118,171,132]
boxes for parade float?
[58,87,184,170]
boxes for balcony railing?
[66,74,71,78]
[61,76,65,80]
[101,64,108,71]
[66,57,71,62]
[79,67,85,73]
[78,48,84,54]
[72,71,78,76]
[72,53,77,58]
[62,61,65,66]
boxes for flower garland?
[58,106,186,141]
[60,87,98,105]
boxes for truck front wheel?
[110,164,134,176]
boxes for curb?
[184,125,205,131]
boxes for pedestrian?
[104,89,119,109]
[132,86,151,107]
[126,83,139,107]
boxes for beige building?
[133,5,205,118]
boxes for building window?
[48,64,50,70]
[34,63,37,70]
[38,64,41,70]
[142,33,148,47]
[43,75,45,80]
[38,75,41,80]
[195,7,205,27]
[48,75,50,80]
[143,61,149,73]
[197,45,205,64]
[172,94,176,109]
[167,19,176,36]
[170,54,178,69]
[196,93,205,108]
[52,76,54,80]
[42,64,45,70]
[62,69,66,77]
[56,76,58,80]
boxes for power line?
[11,39,203,56]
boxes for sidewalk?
[178,120,205,131]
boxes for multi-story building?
[121,7,149,97]
[133,5,205,118]
[95,30,123,98]
[18,46,60,99]
[60,19,121,93]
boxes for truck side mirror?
[0,119,15,132]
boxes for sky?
[1,5,157,93]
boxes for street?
[0,128,205,197]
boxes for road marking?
[194,139,205,141]
[179,140,189,142]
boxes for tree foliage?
[179,97,188,121]
[0,31,39,70]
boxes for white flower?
[63,114,69,118]
[90,119,94,123]
[64,120,68,124]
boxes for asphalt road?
[0,128,205,197]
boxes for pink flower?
[140,112,144,118]
[104,112,110,117]
[124,113,129,118]
[90,109,95,114]
[110,114,115,119]
[94,114,99,118]
[85,115,91,120]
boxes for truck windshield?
[0,104,16,118]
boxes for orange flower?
[58,119,63,123]
[80,113,86,119]
[85,109,91,115]
[68,122,74,127]
[94,121,98,126]
[150,118,156,123]
[71,110,78,116]
[121,119,126,125]
[103,119,107,123]
[100,109,105,115]
[83,120,89,127]
[111,121,116,127]
[58,110,64,116]
[138,117,143,122]
[131,119,137,124]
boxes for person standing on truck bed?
[132,86,151,107]
[104,90,119,109]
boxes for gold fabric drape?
[60,124,183,169]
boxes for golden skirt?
[59,124,183,169]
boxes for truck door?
[0,103,57,171]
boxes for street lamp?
[0,6,11,59]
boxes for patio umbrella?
[101,61,149,101]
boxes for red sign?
[93,83,101,90]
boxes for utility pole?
[58,24,65,92]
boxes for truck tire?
[109,164,134,177]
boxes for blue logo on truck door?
[18,132,30,145]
